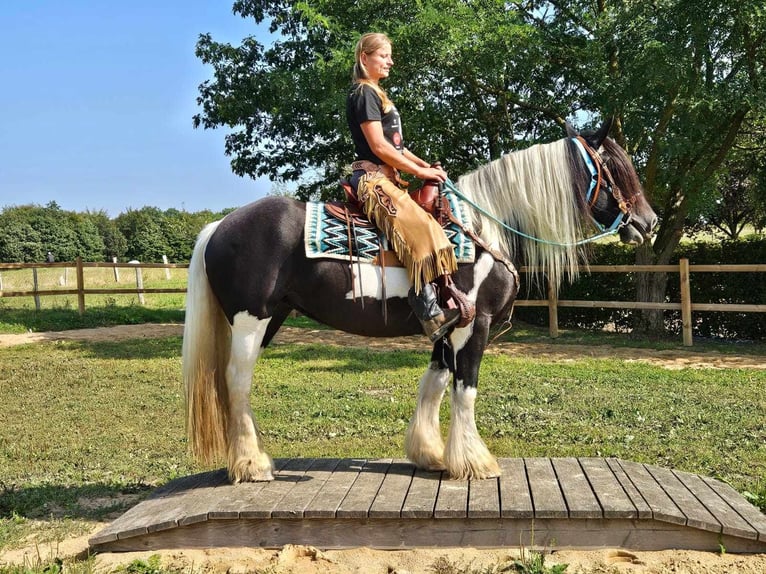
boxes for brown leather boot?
[408,283,461,342]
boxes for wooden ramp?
[90,458,766,553]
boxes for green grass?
[0,266,187,333]
[1,338,764,533]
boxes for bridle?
[570,136,633,233]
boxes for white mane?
[456,138,585,290]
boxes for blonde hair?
[353,32,394,112]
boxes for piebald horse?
[182,121,657,482]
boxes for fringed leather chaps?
[357,171,458,294]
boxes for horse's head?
[567,119,658,245]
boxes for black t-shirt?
[346,83,404,165]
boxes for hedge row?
[514,236,766,341]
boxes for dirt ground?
[1,323,765,573]
[1,323,765,370]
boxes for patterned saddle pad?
[304,193,475,264]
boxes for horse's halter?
[571,136,633,233]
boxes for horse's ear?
[592,116,614,148]
[565,121,578,138]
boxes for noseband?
[571,136,633,232]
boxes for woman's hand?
[417,164,448,183]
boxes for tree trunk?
[634,187,687,335]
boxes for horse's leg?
[405,343,451,471]
[444,315,500,480]
[226,312,274,483]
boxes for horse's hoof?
[446,458,501,481]
[229,458,274,483]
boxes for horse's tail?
[182,220,231,465]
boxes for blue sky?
[0,1,274,217]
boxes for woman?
[346,32,468,342]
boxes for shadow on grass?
[68,337,183,360]
[263,344,429,373]
[0,307,185,334]
[0,483,155,522]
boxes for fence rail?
[0,257,187,314]
[1,258,764,346]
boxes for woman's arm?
[360,121,446,182]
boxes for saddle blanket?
[304,193,475,264]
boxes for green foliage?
[0,204,230,264]
[0,220,44,263]
[0,203,104,263]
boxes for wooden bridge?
[89,458,766,553]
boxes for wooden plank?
[207,458,292,519]
[607,459,652,519]
[434,477,468,518]
[125,471,221,534]
[369,460,415,518]
[237,458,315,519]
[552,458,601,519]
[304,458,366,518]
[580,458,637,519]
[337,459,392,518]
[93,516,766,554]
[525,458,567,519]
[468,476,500,518]
[89,471,213,545]
[645,464,721,533]
[271,458,341,519]
[401,468,442,518]
[171,469,230,527]
[498,458,533,518]
[703,476,766,542]
[616,460,685,525]
[673,470,758,540]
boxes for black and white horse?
[182,121,657,482]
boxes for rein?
[442,137,633,247]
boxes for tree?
[115,208,171,262]
[195,0,766,332]
[194,0,571,200]
[85,210,128,261]
[0,219,43,263]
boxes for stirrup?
[423,308,461,342]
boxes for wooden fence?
[514,260,766,346]
[0,258,764,346]
[0,258,188,315]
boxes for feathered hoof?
[228,455,274,483]
[445,455,501,481]
[405,436,446,472]
[410,456,447,472]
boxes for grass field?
[1,334,764,554]
[0,266,187,333]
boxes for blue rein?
[442,138,630,247]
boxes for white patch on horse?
[229,312,272,394]
[405,362,450,471]
[449,252,495,354]
[344,263,410,301]
[227,312,275,482]
[444,379,499,480]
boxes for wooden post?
[162,255,171,280]
[76,257,86,315]
[547,278,559,339]
[680,258,693,346]
[63,267,69,286]
[134,264,145,305]
[0,271,3,291]
[113,257,120,282]
[32,267,41,310]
